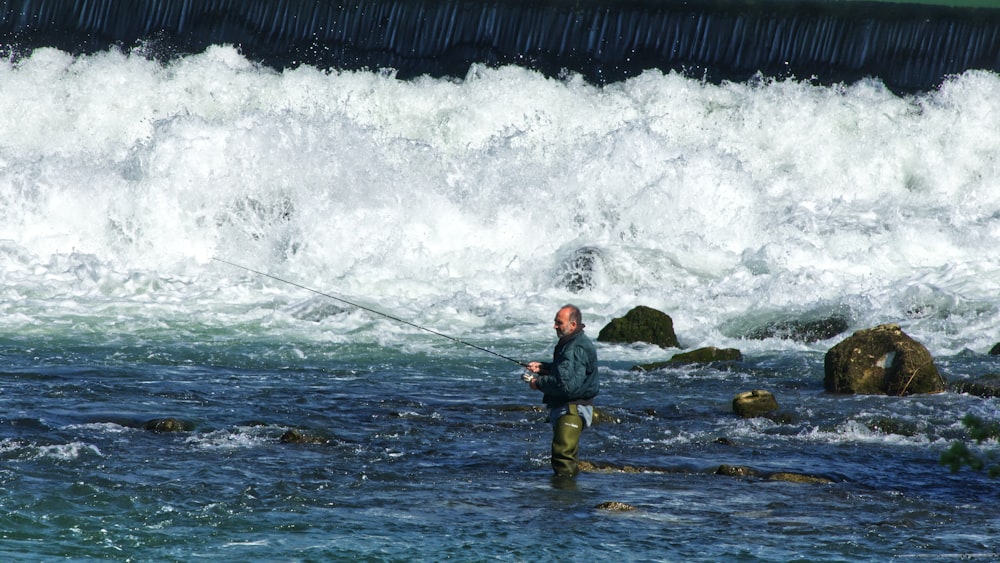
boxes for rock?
[558,246,603,292]
[143,417,192,433]
[732,390,779,418]
[989,343,1000,355]
[716,464,834,484]
[951,374,1000,399]
[632,346,743,370]
[824,324,946,395]
[745,315,849,343]
[670,346,742,363]
[597,306,679,348]
[867,416,917,437]
[765,411,796,424]
[595,501,636,511]
[767,472,834,484]
[716,464,760,477]
[280,428,323,444]
[632,346,742,371]
[579,460,661,474]
[592,407,621,424]
[630,361,670,372]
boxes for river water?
[2,3,1000,559]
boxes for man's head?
[553,304,584,338]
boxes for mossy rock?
[597,306,679,348]
[716,464,759,477]
[767,472,834,484]
[824,324,945,395]
[732,389,779,418]
[592,407,620,424]
[671,346,742,363]
[716,464,833,484]
[143,417,193,433]
[579,460,657,474]
[633,347,743,371]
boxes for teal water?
[1,329,999,560]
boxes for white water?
[2,46,999,357]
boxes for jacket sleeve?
[536,345,589,401]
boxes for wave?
[2,0,1000,92]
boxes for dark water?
[2,332,999,560]
[3,0,1000,91]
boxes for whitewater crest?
[0,46,998,353]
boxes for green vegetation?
[941,415,1000,477]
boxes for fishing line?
[212,257,528,367]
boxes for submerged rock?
[866,416,918,437]
[716,464,834,484]
[951,374,1000,399]
[824,324,945,395]
[557,246,603,292]
[143,417,192,433]
[633,346,743,371]
[767,472,834,484]
[746,315,850,343]
[632,346,742,371]
[579,460,663,474]
[595,501,636,512]
[597,306,679,348]
[732,390,779,418]
[279,428,330,444]
[672,346,742,363]
[592,407,621,424]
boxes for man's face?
[553,308,576,338]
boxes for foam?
[1,48,999,354]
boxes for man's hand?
[526,361,542,374]
[521,372,540,390]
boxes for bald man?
[525,304,599,477]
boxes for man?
[524,304,599,477]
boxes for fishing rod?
[212,257,529,368]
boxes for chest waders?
[551,404,587,477]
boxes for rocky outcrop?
[989,343,1000,355]
[597,306,679,348]
[632,346,742,371]
[732,390,779,418]
[824,324,945,395]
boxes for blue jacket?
[537,330,599,407]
